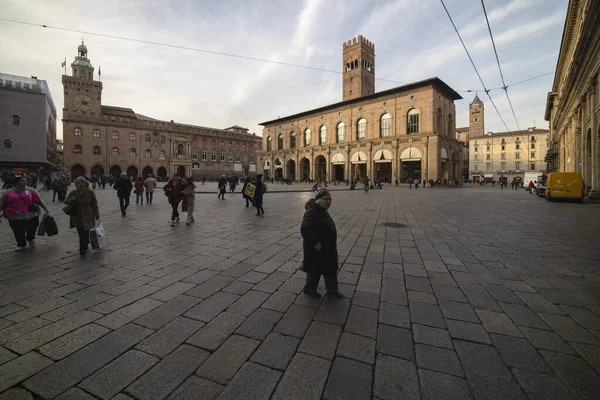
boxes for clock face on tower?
[73,94,93,111]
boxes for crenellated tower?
[468,93,484,139]
[342,35,375,101]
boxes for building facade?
[258,36,465,184]
[0,73,58,174]
[545,0,600,197]
[62,42,260,181]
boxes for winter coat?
[253,181,266,206]
[114,178,133,198]
[218,177,227,191]
[163,179,185,205]
[134,180,145,193]
[300,199,338,276]
[0,188,44,221]
[66,188,99,231]
[182,185,195,213]
[144,177,157,193]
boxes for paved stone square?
[1,184,600,399]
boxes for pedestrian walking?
[114,173,133,217]
[144,174,157,204]
[134,177,145,205]
[528,180,535,194]
[0,175,49,251]
[300,188,343,298]
[409,179,412,189]
[101,175,107,189]
[217,175,227,200]
[253,174,266,216]
[52,178,59,201]
[363,176,370,192]
[182,177,196,226]
[241,177,253,207]
[65,177,100,256]
[164,174,184,226]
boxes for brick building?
[258,36,465,184]
[0,73,58,174]
[62,42,260,181]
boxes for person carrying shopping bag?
[65,177,100,256]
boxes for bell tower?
[342,35,375,101]
[468,93,484,139]
[72,40,95,81]
[62,41,103,118]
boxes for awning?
[351,151,368,164]
[483,174,494,178]
[440,148,448,160]
[400,147,422,160]
[374,149,393,163]
[331,153,346,164]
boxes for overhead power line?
[456,71,555,93]
[439,0,510,132]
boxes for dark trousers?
[52,189,57,201]
[136,192,144,204]
[304,269,338,293]
[119,196,130,215]
[171,203,179,221]
[146,192,154,204]
[76,225,90,251]
[245,197,250,207]
[255,203,264,215]
[218,188,226,199]
[9,217,39,247]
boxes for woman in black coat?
[253,174,266,216]
[300,188,343,298]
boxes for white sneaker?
[28,240,36,247]
[15,246,25,252]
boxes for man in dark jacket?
[300,188,343,298]
[114,173,133,217]
[217,175,227,200]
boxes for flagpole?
[64,58,66,75]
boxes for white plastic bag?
[89,220,104,249]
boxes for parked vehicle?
[545,172,585,203]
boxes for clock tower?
[62,41,103,118]
[468,93,484,139]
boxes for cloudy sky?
[1,0,567,139]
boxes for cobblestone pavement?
[1,185,600,400]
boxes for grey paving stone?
[419,369,472,400]
[407,290,438,304]
[413,324,453,349]
[136,317,204,358]
[261,290,297,313]
[183,292,240,322]
[125,345,209,400]
[482,283,523,304]
[250,332,300,370]
[37,324,110,361]
[458,283,502,312]
[238,271,268,284]
[89,285,160,314]
[409,301,446,328]
[377,324,414,361]
[235,307,282,340]
[0,352,54,393]
[428,272,458,287]
[298,321,342,360]
[0,304,24,319]
[252,279,283,293]
[540,350,600,399]
[323,357,372,400]
[277,277,305,294]
[196,334,260,385]
[148,282,196,302]
[273,304,317,338]
[186,312,246,351]
[538,313,599,344]
[221,280,254,296]
[344,305,378,339]
[380,278,407,305]
[569,342,600,373]
[466,374,527,400]
[439,299,480,323]
[0,388,35,400]
[5,310,101,354]
[178,269,218,286]
[514,291,565,315]
[41,292,115,322]
[55,387,97,399]
[226,290,269,317]
[490,334,552,374]
[221,262,256,278]
[415,344,463,377]
[134,295,201,330]
[0,318,51,345]
[217,362,282,400]
[313,297,351,326]
[356,272,382,295]
[454,340,512,381]
[5,297,75,323]
[336,332,376,364]
[520,326,578,355]
[184,275,235,299]
[433,285,468,302]
[379,302,410,328]
[23,324,152,399]
[96,298,163,330]
[374,354,420,400]
[512,368,577,400]
[498,302,550,330]
[78,350,158,400]
[165,376,223,400]
[271,353,330,400]
[406,276,433,293]
[352,291,380,310]
[338,270,360,285]
[446,319,492,344]
[0,346,17,365]
[475,309,523,337]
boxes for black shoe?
[80,249,87,256]
[328,291,344,298]
[304,291,321,298]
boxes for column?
[590,82,598,196]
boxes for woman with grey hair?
[65,177,100,256]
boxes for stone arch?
[142,166,153,178]
[126,165,139,179]
[91,165,105,178]
[286,158,296,181]
[157,167,168,181]
[399,147,423,182]
[70,164,85,179]
[274,158,283,179]
[299,157,311,181]
[109,165,122,178]
[351,151,368,180]
[315,155,327,181]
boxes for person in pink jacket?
[0,175,49,251]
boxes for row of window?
[73,146,254,162]
[474,152,536,161]
[266,111,420,151]
[475,143,535,152]
[473,163,536,172]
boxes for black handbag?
[62,201,77,216]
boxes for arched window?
[112,147,119,156]
[93,146,101,155]
[243,153,248,162]
[12,115,20,126]
[145,149,152,158]
[228,152,233,162]
[159,150,165,158]
[267,136,272,151]
[212,151,216,161]
[3,139,12,149]
[437,108,443,134]
[290,132,296,148]
[201,149,207,161]
[357,118,367,140]
[93,129,101,138]
[278,134,284,149]
[112,131,119,139]
[320,126,327,145]
[192,149,198,160]
[236,153,241,162]
[74,145,82,153]
[129,133,136,141]
[447,114,453,137]
[250,153,254,163]
[380,114,391,137]
[145,134,151,142]
[336,123,345,143]
[407,109,419,134]
[220,151,225,161]
[130,148,136,157]
[304,129,311,146]
[74,127,82,136]
[160,136,166,144]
